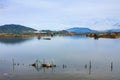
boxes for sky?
[0,0,120,30]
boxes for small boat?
[43,38,51,40]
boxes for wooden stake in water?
[89,60,91,75]
[12,58,15,71]
[111,62,113,72]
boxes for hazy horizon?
[0,0,120,30]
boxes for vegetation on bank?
[0,33,53,37]
[0,32,120,39]
[87,32,120,39]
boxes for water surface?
[0,36,120,80]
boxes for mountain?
[0,24,37,34]
[66,27,97,33]
[105,29,120,33]
[66,27,120,33]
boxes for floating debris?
[31,59,56,72]
[41,63,56,68]
[31,59,56,68]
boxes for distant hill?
[0,24,37,34]
[66,27,97,33]
[66,27,120,33]
[106,29,120,33]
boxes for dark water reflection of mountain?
[0,36,88,45]
[0,37,33,45]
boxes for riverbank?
[0,33,53,37]
[0,32,120,39]
[87,32,120,39]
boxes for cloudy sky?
[0,0,120,30]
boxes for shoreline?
[0,32,120,39]
[87,32,120,39]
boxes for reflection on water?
[0,36,120,80]
[0,37,33,44]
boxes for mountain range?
[0,24,120,34]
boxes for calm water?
[0,36,120,80]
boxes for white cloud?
[0,0,120,30]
